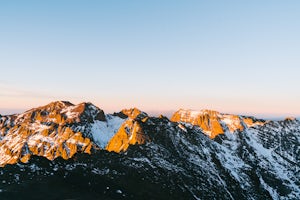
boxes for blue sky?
[0,0,299,118]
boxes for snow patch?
[189,110,201,118]
[178,124,187,132]
[90,115,124,148]
[61,105,78,119]
[259,176,279,200]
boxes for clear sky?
[0,0,299,118]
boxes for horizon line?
[0,101,299,121]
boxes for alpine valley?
[0,101,299,200]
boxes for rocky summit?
[0,101,299,200]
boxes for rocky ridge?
[171,109,265,138]
[0,101,299,199]
[0,101,118,166]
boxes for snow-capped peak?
[171,109,265,138]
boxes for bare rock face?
[106,108,150,153]
[0,102,300,199]
[0,104,268,167]
[69,102,106,122]
[113,108,148,120]
[171,109,265,138]
[106,119,149,153]
[0,101,106,167]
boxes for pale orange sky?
[0,90,299,119]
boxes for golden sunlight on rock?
[106,119,148,153]
[0,101,96,166]
[242,118,265,128]
[171,109,265,139]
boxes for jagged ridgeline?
[0,101,299,199]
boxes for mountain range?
[0,101,299,199]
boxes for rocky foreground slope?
[0,101,299,199]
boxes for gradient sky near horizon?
[0,0,299,118]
